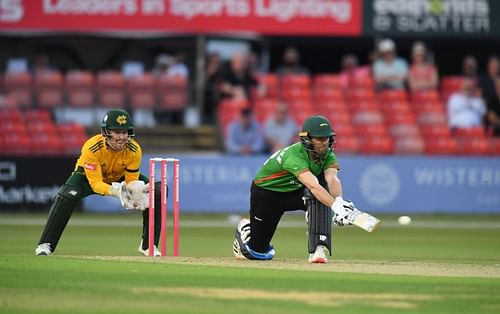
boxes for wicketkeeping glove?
[109,181,129,209]
[124,180,149,211]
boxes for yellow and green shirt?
[75,135,142,195]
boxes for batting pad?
[304,189,333,254]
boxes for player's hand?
[124,180,149,211]
[331,196,356,226]
[110,182,130,209]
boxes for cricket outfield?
[1,212,500,313]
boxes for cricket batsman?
[233,115,380,263]
[35,109,164,256]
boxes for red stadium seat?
[424,137,457,155]
[256,74,278,99]
[4,71,33,107]
[411,90,440,104]
[0,120,27,133]
[282,88,312,102]
[389,123,420,138]
[157,75,188,111]
[379,101,412,115]
[384,112,416,126]
[331,123,355,137]
[352,110,384,125]
[313,74,342,90]
[490,138,500,155]
[349,101,378,113]
[281,74,311,89]
[353,123,388,137]
[358,136,394,155]
[416,111,447,125]
[1,132,32,155]
[25,108,52,122]
[315,88,343,102]
[31,132,64,155]
[59,123,87,154]
[253,99,279,122]
[321,111,351,126]
[334,136,358,154]
[127,73,156,108]
[419,124,452,138]
[452,127,485,138]
[97,71,125,108]
[346,89,376,104]
[315,99,348,113]
[456,137,490,156]
[66,70,95,107]
[379,90,408,103]
[35,71,64,108]
[0,108,23,123]
[0,94,19,108]
[394,136,425,154]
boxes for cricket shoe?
[35,243,53,256]
[233,218,275,260]
[138,240,161,257]
[308,245,328,264]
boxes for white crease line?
[0,218,499,229]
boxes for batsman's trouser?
[248,183,306,253]
[37,167,163,252]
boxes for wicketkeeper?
[35,109,165,256]
[233,115,380,263]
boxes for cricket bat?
[352,212,381,232]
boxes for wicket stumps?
[148,157,180,257]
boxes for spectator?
[479,55,500,106]
[31,53,56,75]
[408,41,438,92]
[166,51,189,79]
[338,54,371,89]
[485,78,500,136]
[275,47,310,77]
[220,53,258,101]
[447,78,486,130]
[152,53,173,77]
[225,108,264,155]
[263,102,298,153]
[462,55,479,80]
[203,52,224,124]
[373,39,408,90]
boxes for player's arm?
[297,170,336,208]
[323,167,342,199]
[124,143,142,183]
[81,154,112,195]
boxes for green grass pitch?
[1,212,500,313]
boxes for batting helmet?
[299,115,336,154]
[101,109,135,138]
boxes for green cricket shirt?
[254,142,339,192]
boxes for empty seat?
[315,88,343,102]
[411,90,440,103]
[334,136,358,154]
[456,137,490,155]
[0,94,19,108]
[394,136,425,154]
[253,99,279,122]
[31,132,63,155]
[313,74,342,90]
[349,101,379,113]
[352,110,384,125]
[157,75,188,111]
[379,90,408,103]
[416,111,447,125]
[25,108,52,122]
[358,136,394,155]
[346,89,376,103]
[389,123,420,138]
[1,132,32,155]
[490,138,500,155]
[354,123,388,137]
[127,73,156,108]
[419,124,452,138]
[66,70,95,107]
[4,71,33,106]
[256,74,278,99]
[452,127,485,138]
[424,137,457,155]
[315,99,348,112]
[321,111,351,126]
[35,71,64,108]
[97,71,125,108]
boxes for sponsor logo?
[0,0,23,22]
[319,235,327,241]
[359,163,400,207]
[84,162,97,171]
[372,0,490,34]
[68,189,78,196]
[0,162,16,181]
[320,123,328,126]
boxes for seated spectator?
[373,39,408,90]
[462,55,479,81]
[225,108,264,155]
[153,53,173,77]
[166,51,189,79]
[220,53,257,101]
[479,55,499,106]
[447,78,486,130]
[263,102,298,152]
[408,41,438,91]
[203,52,224,124]
[275,47,310,77]
[338,54,371,89]
[31,53,56,75]
[485,78,500,136]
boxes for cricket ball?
[398,216,412,226]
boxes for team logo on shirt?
[84,162,97,171]
[116,115,128,125]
